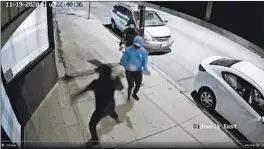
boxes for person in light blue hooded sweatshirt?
[120,35,150,101]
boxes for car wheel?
[198,87,216,111]
[111,19,116,31]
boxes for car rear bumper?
[144,39,174,50]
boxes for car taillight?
[199,64,206,71]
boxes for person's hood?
[145,25,171,37]
[133,36,144,47]
[95,64,112,79]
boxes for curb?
[54,13,88,143]
[53,14,65,79]
[137,2,264,59]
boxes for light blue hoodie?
[120,36,149,72]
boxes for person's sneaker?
[132,94,140,101]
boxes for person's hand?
[119,44,125,51]
[119,46,123,51]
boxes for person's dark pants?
[89,110,118,141]
[125,70,143,99]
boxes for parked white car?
[191,56,264,144]
[110,3,174,52]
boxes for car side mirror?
[164,19,168,23]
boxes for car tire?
[111,19,116,31]
[198,87,216,111]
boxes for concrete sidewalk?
[27,11,238,148]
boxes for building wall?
[1,82,21,147]
[1,2,35,48]
[1,2,57,147]
[4,50,57,125]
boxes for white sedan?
[191,56,264,144]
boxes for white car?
[110,3,174,52]
[191,56,264,144]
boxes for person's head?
[126,20,136,29]
[95,64,112,79]
[133,36,144,49]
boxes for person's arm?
[120,48,129,67]
[74,80,97,97]
[142,50,149,71]
[120,28,128,46]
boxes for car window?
[112,5,118,13]
[134,11,164,26]
[116,6,128,21]
[125,10,133,21]
[210,58,241,67]
[118,6,126,14]
[222,72,252,101]
[249,88,264,116]
[223,71,264,116]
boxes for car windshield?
[134,11,165,27]
[210,58,241,67]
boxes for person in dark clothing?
[120,36,150,101]
[119,19,140,51]
[74,64,123,147]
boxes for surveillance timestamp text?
[5,2,83,8]
[193,124,237,129]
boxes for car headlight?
[144,33,154,41]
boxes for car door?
[113,5,122,30]
[221,71,264,143]
[216,71,248,125]
[124,9,134,24]
[244,87,264,143]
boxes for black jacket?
[119,28,140,47]
[75,64,123,116]
[87,76,123,111]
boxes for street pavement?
[33,7,241,148]
[65,1,264,94]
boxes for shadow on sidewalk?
[98,95,135,138]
